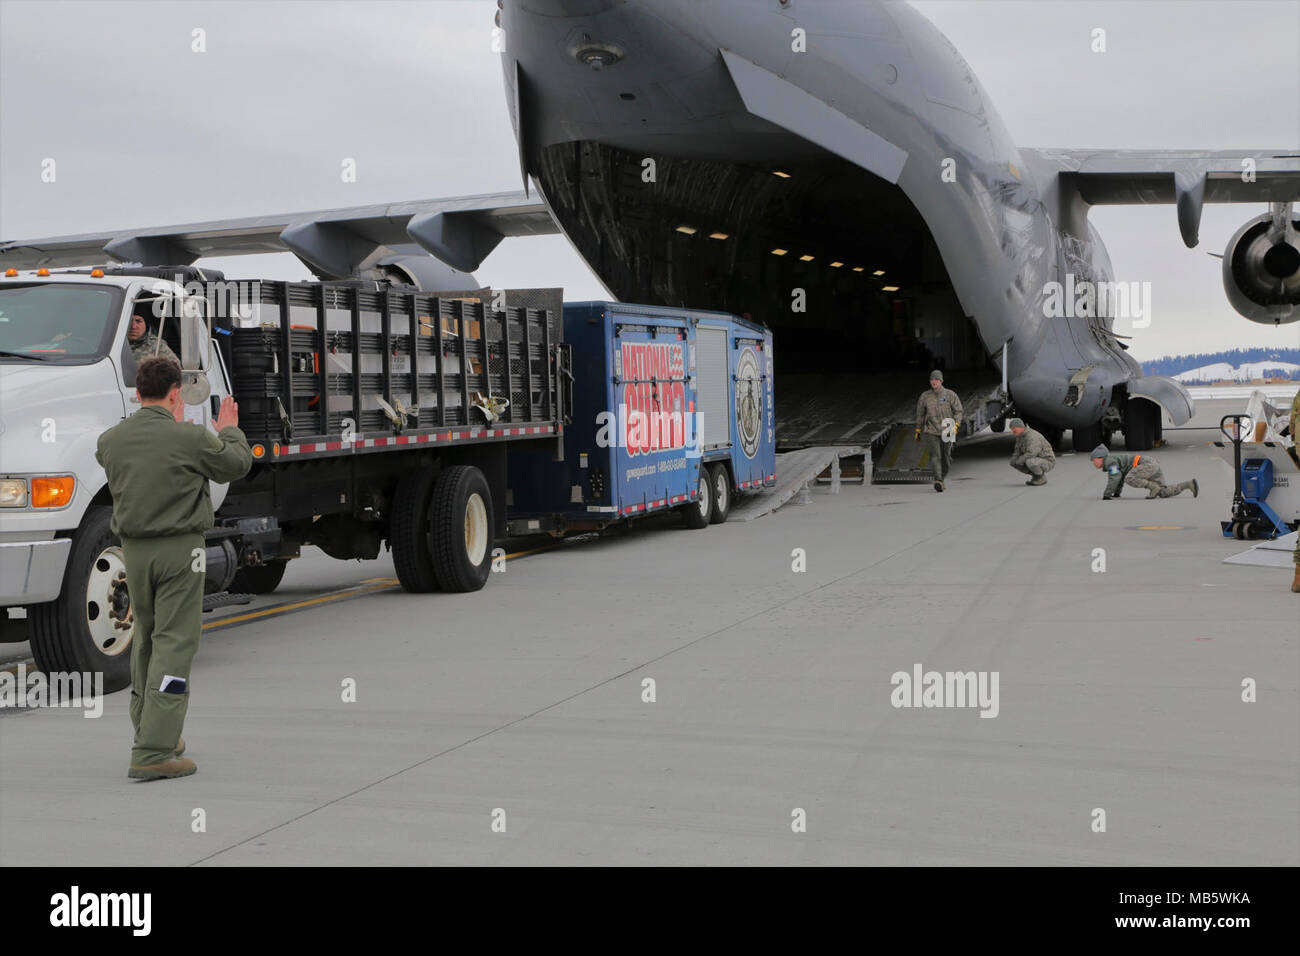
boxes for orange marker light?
[4,269,16,277]
[90,268,104,277]
[31,475,75,508]
[36,268,50,276]
[251,444,265,459]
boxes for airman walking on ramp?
[915,370,962,493]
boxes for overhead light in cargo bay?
[851,267,865,273]
[675,225,697,235]
[772,169,792,178]
[799,254,815,261]
[708,232,729,240]
[771,248,788,256]
[829,261,844,268]
[882,285,900,292]
[873,270,886,276]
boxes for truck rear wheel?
[430,465,493,593]
[681,471,713,529]
[391,467,441,593]
[230,559,289,595]
[707,463,731,525]
[28,506,133,694]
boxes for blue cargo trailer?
[508,301,775,534]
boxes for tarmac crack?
[188,486,1031,865]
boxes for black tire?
[230,559,289,595]
[989,416,1006,433]
[1031,424,1063,450]
[1124,399,1157,451]
[680,469,712,529]
[1072,422,1104,453]
[391,466,440,593]
[430,465,494,593]
[707,462,731,525]
[28,506,133,694]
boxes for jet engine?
[1222,205,1300,324]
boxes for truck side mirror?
[180,369,211,405]
[179,296,210,371]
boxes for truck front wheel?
[430,465,493,593]
[29,506,133,694]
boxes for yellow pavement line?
[203,581,398,629]
[203,544,560,630]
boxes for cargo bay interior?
[535,142,998,447]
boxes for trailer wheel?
[707,463,731,525]
[230,559,289,595]
[28,506,133,694]
[430,465,493,593]
[681,471,713,529]
[391,467,441,593]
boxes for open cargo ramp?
[773,371,1004,483]
[729,445,863,521]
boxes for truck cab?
[0,268,230,689]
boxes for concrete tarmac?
[1,410,1296,865]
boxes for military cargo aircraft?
[3,0,1297,451]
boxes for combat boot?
[1192,479,1199,498]
[1146,487,1162,499]
[128,755,197,780]
[1027,475,1047,486]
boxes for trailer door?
[696,324,730,451]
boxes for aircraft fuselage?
[501,0,1149,432]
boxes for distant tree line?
[1140,346,1300,379]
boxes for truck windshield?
[0,283,124,363]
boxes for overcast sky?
[2,0,1298,360]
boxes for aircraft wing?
[0,190,558,277]
[1021,148,1300,247]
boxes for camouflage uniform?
[130,331,179,367]
[1100,451,1195,499]
[1009,425,1056,482]
[916,386,963,484]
